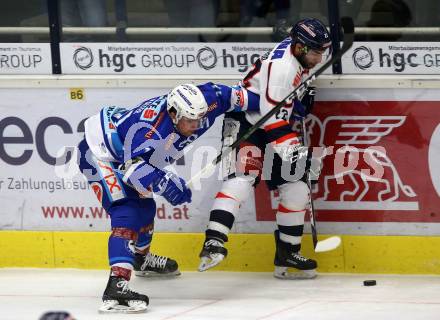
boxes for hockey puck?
[363,280,377,286]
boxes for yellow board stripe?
[1,231,440,274]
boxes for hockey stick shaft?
[301,118,318,249]
[187,17,354,188]
[301,122,342,253]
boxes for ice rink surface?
[1,269,439,320]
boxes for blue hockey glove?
[293,86,316,120]
[152,171,192,206]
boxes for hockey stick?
[301,118,341,252]
[187,17,354,188]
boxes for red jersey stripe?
[273,133,299,145]
[264,120,289,131]
[215,192,237,201]
[278,203,305,213]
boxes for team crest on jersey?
[140,101,162,121]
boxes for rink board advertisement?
[60,42,440,75]
[0,43,52,74]
[1,42,436,75]
[0,86,440,235]
[342,42,440,74]
[0,87,234,233]
[60,42,273,75]
[256,93,440,226]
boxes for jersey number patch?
[276,108,289,121]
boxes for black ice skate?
[273,230,317,280]
[198,238,228,272]
[134,252,180,277]
[99,276,149,313]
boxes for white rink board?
[60,42,273,75]
[0,43,52,74]
[343,42,440,74]
[0,86,256,233]
[60,42,440,76]
[1,85,440,236]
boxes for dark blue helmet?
[290,18,332,52]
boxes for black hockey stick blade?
[187,18,355,187]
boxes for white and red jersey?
[240,37,309,153]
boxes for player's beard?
[297,53,313,69]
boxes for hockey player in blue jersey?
[77,82,259,313]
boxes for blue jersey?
[117,83,227,160]
[116,82,258,162]
[84,82,259,189]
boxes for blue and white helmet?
[167,84,208,124]
[290,18,332,52]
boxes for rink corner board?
[0,231,439,274]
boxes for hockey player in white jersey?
[199,18,332,279]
